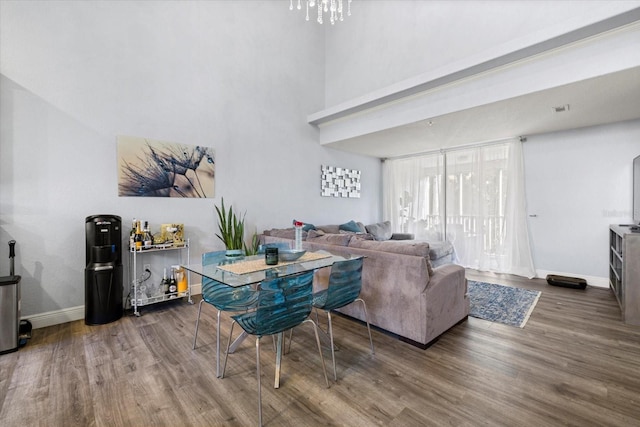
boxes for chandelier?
[290,0,352,25]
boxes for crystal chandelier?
[290,0,352,25]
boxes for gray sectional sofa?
[261,221,469,348]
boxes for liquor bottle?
[174,265,187,293]
[129,218,137,249]
[168,268,177,297]
[134,220,143,250]
[162,268,169,294]
[142,221,153,250]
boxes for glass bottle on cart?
[129,235,191,316]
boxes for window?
[383,139,535,277]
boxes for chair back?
[235,271,314,337]
[201,250,255,310]
[202,250,228,266]
[323,257,364,311]
[256,242,291,254]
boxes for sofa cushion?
[348,238,429,257]
[306,229,325,238]
[316,224,340,234]
[339,220,366,233]
[348,239,434,275]
[365,221,393,241]
[427,241,454,260]
[263,228,307,240]
[306,232,352,246]
[346,231,375,240]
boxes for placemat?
[217,251,332,275]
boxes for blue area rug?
[468,281,541,328]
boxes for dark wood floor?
[1,270,639,426]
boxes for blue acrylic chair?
[193,250,259,378]
[312,256,374,380]
[256,242,291,254]
[221,271,329,427]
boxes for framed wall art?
[117,135,215,198]
[321,165,361,198]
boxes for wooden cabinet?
[609,225,640,325]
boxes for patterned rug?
[468,280,541,328]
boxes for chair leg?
[193,299,205,350]
[326,311,337,381]
[256,337,263,427]
[355,298,375,355]
[285,328,293,354]
[216,309,222,378]
[303,318,330,388]
[221,321,236,379]
[274,332,283,389]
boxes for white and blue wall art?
[117,135,215,197]
[321,165,361,198]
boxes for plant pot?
[225,249,244,258]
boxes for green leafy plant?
[214,198,246,251]
[244,230,261,256]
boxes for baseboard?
[24,283,203,330]
[191,282,202,295]
[24,305,85,329]
[535,270,609,288]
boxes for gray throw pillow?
[365,221,393,241]
[306,229,326,239]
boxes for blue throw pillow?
[339,220,363,233]
[293,219,316,231]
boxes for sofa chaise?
[261,220,469,348]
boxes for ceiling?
[321,66,640,159]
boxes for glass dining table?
[182,250,345,288]
[181,250,346,388]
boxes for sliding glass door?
[383,139,535,277]
[383,152,445,241]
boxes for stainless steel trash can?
[0,275,20,354]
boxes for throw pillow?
[339,220,365,233]
[306,229,326,239]
[292,219,316,231]
[365,221,393,241]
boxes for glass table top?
[181,251,347,287]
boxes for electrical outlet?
[143,264,151,272]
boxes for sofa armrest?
[390,232,414,240]
[426,263,466,291]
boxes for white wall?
[0,1,381,322]
[524,120,640,285]
[324,0,639,107]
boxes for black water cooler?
[85,215,123,325]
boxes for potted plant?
[215,198,246,257]
[245,230,260,256]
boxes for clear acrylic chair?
[312,256,374,380]
[193,250,259,378]
[221,271,329,427]
[256,242,291,254]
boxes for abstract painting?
[117,136,215,198]
[321,165,361,198]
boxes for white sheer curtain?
[383,153,445,241]
[383,139,535,278]
[502,140,536,277]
